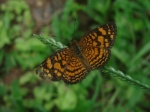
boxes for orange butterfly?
[36,23,117,84]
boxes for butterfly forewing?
[79,23,117,48]
[36,48,71,81]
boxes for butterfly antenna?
[72,18,79,40]
[73,18,77,32]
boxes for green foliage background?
[0,0,150,112]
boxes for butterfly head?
[70,40,78,46]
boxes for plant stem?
[35,34,150,92]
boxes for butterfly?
[36,22,117,84]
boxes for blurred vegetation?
[0,0,150,112]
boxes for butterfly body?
[36,23,117,84]
[71,40,91,71]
